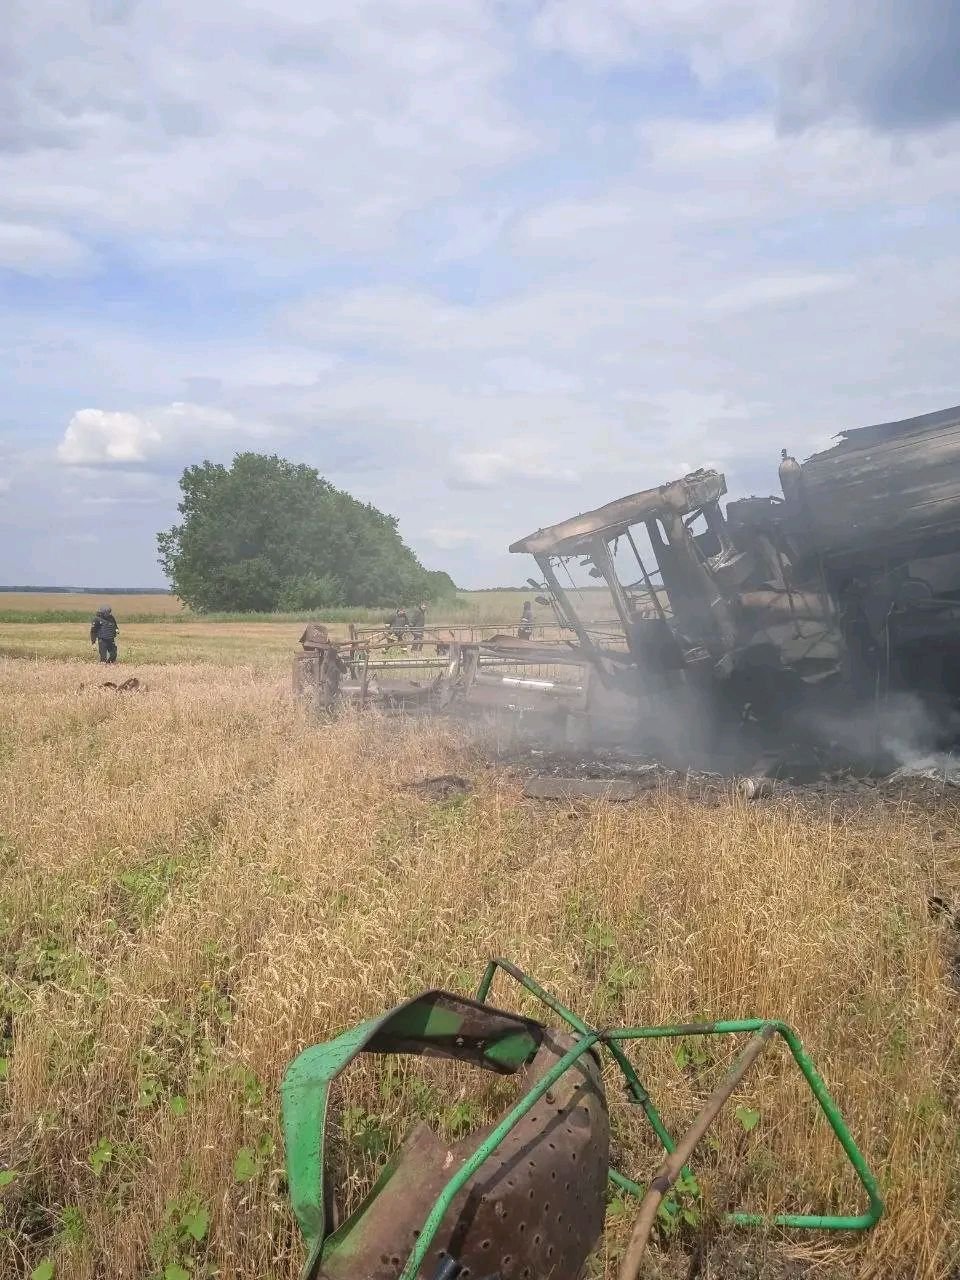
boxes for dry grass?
[0,656,958,1279]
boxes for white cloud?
[448,446,581,490]
[704,272,853,313]
[423,526,478,550]
[483,357,583,395]
[58,410,162,465]
[531,1,960,134]
[0,0,528,262]
[3,1,960,591]
[518,199,636,246]
[0,222,93,275]
[530,0,793,74]
[639,116,960,219]
[288,285,668,356]
[57,402,264,467]
[82,495,165,506]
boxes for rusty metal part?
[617,1025,776,1280]
[737,775,777,800]
[478,637,587,666]
[318,1029,609,1280]
[293,645,347,708]
[283,991,610,1280]
[295,628,589,719]
[301,622,331,649]
[737,589,830,621]
[293,648,322,700]
[523,776,639,802]
[400,775,473,801]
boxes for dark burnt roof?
[830,403,960,449]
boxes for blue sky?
[2,0,959,587]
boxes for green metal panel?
[280,989,544,1270]
[282,962,884,1280]
[283,1017,386,1248]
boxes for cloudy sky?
[3,0,960,587]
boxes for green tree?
[157,453,456,612]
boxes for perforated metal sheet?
[319,1029,609,1280]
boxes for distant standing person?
[518,600,534,640]
[390,606,408,642]
[90,605,119,663]
[410,601,427,652]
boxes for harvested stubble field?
[0,648,958,1280]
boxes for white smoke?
[800,690,960,781]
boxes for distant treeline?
[0,587,172,595]
[158,454,457,612]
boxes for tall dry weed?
[0,658,957,1278]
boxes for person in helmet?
[518,600,534,640]
[409,601,427,652]
[389,605,409,642]
[90,605,119,663]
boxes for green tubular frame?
[287,960,883,1280]
[475,959,883,1233]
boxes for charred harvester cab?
[509,403,960,745]
[509,469,844,746]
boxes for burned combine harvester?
[292,620,591,724]
[509,403,960,754]
[294,404,960,756]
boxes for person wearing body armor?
[518,600,534,640]
[409,601,427,652]
[90,606,119,663]
[389,606,408,642]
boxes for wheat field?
[0,648,958,1280]
[0,590,610,629]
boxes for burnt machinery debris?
[281,959,881,1280]
[292,621,591,724]
[508,403,960,751]
[293,404,960,756]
